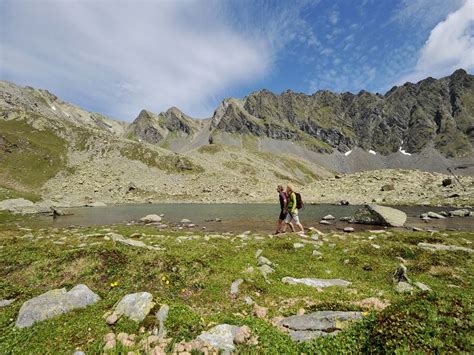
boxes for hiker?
[281,184,304,233]
[275,185,293,234]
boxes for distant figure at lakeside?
[275,185,293,234]
[281,184,304,233]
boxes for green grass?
[119,142,204,174]
[0,117,67,195]
[0,217,472,353]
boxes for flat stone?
[230,279,244,295]
[319,220,332,225]
[322,215,335,220]
[343,227,354,233]
[426,211,445,219]
[0,198,34,211]
[418,243,473,253]
[415,282,432,291]
[353,204,407,227]
[140,214,162,223]
[197,324,241,352]
[279,311,363,336]
[282,277,351,288]
[293,243,304,249]
[16,284,100,328]
[180,219,191,224]
[106,313,118,325]
[108,232,156,250]
[113,292,154,322]
[449,209,471,217]
[312,250,323,257]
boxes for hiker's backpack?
[295,192,304,209]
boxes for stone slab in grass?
[282,277,351,288]
[418,242,473,253]
[16,284,100,328]
[279,311,364,342]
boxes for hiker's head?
[277,185,284,192]
[287,184,294,193]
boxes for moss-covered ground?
[0,214,472,353]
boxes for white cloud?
[0,1,274,119]
[329,10,339,25]
[399,0,474,84]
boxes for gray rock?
[259,264,275,282]
[257,256,272,266]
[322,215,335,220]
[0,298,15,307]
[293,243,304,249]
[319,220,332,225]
[415,282,432,291]
[113,292,154,322]
[279,311,363,342]
[312,250,323,257]
[180,219,191,224]
[156,304,169,339]
[244,296,254,305]
[282,277,351,288]
[230,279,244,295]
[108,232,156,250]
[0,198,34,211]
[418,243,473,253]
[426,211,445,219]
[339,216,352,222]
[140,214,162,223]
[353,204,407,227]
[449,209,470,217]
[393,264,410,283]
[197,324,241,352]
[16,284,100,328]
[395,282,414,293]
[73,352,86,355]
[255,249,263,258]
[343,227,355,233]
[86,201,107,207]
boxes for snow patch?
[369,150,376,155]
[344,150,352,156]
[399,147,412,156]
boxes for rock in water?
[140,214,162,223]
[322,215,335,220]
[279,311,364,342]
[197,324,241,352]
[113,292,154,322]
[16,285,100,328]
[426,211,445,219]
[282,277,351,288]
[352,204,407,227]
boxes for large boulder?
[352,204,407,227]
[0,198,34,211]
[16,285,100,328]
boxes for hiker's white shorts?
[285,211,300,224]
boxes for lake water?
[35,203,474,233]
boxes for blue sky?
[1,0,473,120]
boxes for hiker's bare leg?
[295,222,304,233]
[289,222,295,232]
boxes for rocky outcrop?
[110,292,154,322]
[353,204,407,227]
[16,285,100,328]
